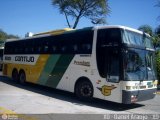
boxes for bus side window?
[43,41,50,53]
[52,46,57,53]
[97,29,108,78]
[82,44,91,52]
[108,49,120,83]
[97,28,121,78]
[73,44,78,52]
[44,45,49,52]
[61,46,66,52]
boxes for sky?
[0,0,159,37]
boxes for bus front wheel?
[19,71,26,85]
[75,80,93,100]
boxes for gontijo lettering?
[15,56,34,62]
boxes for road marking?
[0,107,16,114]
[0,106,38,120]
[157,91,160,95]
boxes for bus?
[3,26,158,104]
[0,47,4,71]
[0,41,4,71]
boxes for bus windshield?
[125,49,156,81]
[125,48,156,81]
[123,30,154,49]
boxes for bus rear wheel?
[12,69,19,82]
[19,71,26,85]
[75,80,93,100]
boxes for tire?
[12,69,19,82]
[75,80,93,100]
[19,71,26,85]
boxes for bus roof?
[33,28,74,36]
[5,25,149,43]
[94,25,150,37]
[6,28,75,42]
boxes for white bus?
[3,26,158,104]
[0,42,4,71]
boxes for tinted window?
[125,49,156,81]
[4,29,94,55]
[123,30,154,49]
[96,28,122,78]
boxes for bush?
[156,51,160,85]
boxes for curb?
[157,85,160,95]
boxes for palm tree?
[138,25,160,47]
[154,26,160,47]
[155,25,160,36]
[138,25,153,36]
[155,0,160,21]
[138,24,160,84]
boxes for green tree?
[52,0,110,29]
[138,25,153,36]
[153,26,160,48]
[0,29,19,42]
[156,51,160,84]
[138,25,160,47]
[0,29,7,41]
[155,25,160,36]
[156,0,160,6]
[155,0,160,21]
[138,25,160,83]
[0,29,19,48]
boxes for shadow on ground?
[0,76,144,112]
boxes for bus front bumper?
[122,88,157,104]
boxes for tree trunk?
[73,10,83,29]
[64,12,71,28]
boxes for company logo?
[1,114,18,120]
[15,56,34,62]
[97,85,116,96]
[3,55,39,65]
[1,114,7,120]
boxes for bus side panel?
[56,54,107,100]
[3,54,49,83]
[36,54,74,89]
[56,55,92,92]
[3,63,13,78]
[26,54,50,83]
[37,55,61,85]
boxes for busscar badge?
[97,85,117,96]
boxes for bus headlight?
[126,86,138,90]
[153,80,158,86]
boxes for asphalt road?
[0,73,160,120]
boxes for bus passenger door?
[104,48,122,103]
